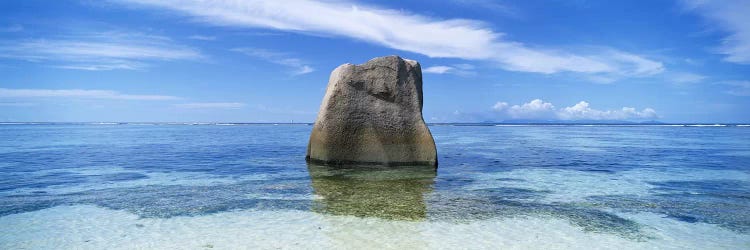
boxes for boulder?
[306,55,437,167]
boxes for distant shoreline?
[0,122,748,127]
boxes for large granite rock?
[306,56,437,167]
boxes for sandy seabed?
[1,205,748,250]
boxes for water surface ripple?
[1,124,749,248]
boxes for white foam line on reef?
[685,124,726,127]
[466,167,750,203]
[1,205,747,249]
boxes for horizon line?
[1,122,749,126]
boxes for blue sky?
[0,0,749,123]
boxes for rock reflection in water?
[307,163,436,220]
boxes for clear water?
[1,124,749,249]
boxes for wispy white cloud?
[682,0,750,64]
[0,32,202,70]
[174,102,246,109]
[117,0,663,80]
[55,63,144,71]
[188,35,216,41]
[670,72,706,84]
[584,75,618,84]
[232,47,314,75]
[0,88,180,101]
[720,80,750,96]
[0,102,36,107]
[424,64,476,76]
[449,0,521,19]
[492,99,658,120]
[605,50,665,76]
[423,66,453,74]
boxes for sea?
[0,123,749,249]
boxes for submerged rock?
[306,56,437,167]
[307,163,436,220]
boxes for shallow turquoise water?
[1,124,749,249]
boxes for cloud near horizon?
[174,102,246,109]
[492,99,658,121]
[117,0,664,80]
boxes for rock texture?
[306,55,437,167]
